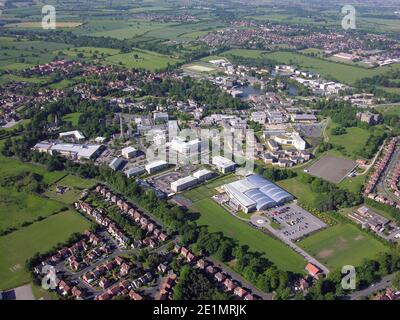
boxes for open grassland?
[4,22,82,29]
[277,177,318,207]
[221,49,400,85]
[191,198,306,273]
[0,187,65,233]
[0,156,66,185]
[61,47,121,59]
[105,48,181,70]
[299,223,389,271]
[0,210,91,290]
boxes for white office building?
[193,169,215,182]
[212,156,236,174]
[145,160,168,174]
[171,176,198,193]
[121,146,138,159]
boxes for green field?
[191,198,306,273]
[277,177,318,207]
[105,48,181,71]
[0,156,66,185]
[0,187,65,233]
[62,112,82,127]
[0,210,92,290]
[327,123,372,159]
[299,224,389,271]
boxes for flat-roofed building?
[171,176,198,193]
[193,169,215,182]
[145,160,168,174]
[212,156,236,174]
[33,141,103,160]
[59,130,86,142]
[125,167,145,178]
[121,146,138,159]
[109,157,125,171]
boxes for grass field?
[277,177,318,207]
[0,156,66,185]
[299,224,389,271]
[62,112,82,127]
[105,48,181,71]
[221,49,400,85]
[0,210,91,290]
[0,187,65,233]
[4,22,82,29]
[191,198,306,273]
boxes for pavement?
[348,274,394,300]
[2,284,35,300]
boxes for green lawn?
[105,48,181,71]
[0,210,92,290]
[277,177,318,207]
[299,224,389,271]
[0,187,65,233]
[62,112,82,127]
[191,198,306,273]
[0,156,66,185]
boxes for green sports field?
[191,198,306,273]
[0,210,92,290]
[298,224,389,271]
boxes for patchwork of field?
[4,22,82,29]
[299,224,389,270]
[190,198,306,273]
[0,210,92,290]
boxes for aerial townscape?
[1,0,400,304]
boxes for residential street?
[348,274,394,300]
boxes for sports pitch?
[306,155,357,184]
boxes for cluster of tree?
[173,265,230,300]
[330,126,347,136]
[254,165,297,182]
[355,70,400,89]
[107,206,146,241]
[356,130,387,159]
[0,171,46,194]
[297,173,363,211]
[140,76,246,110]
[306,251,400,300]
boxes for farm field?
[61,47,121,59]
[0,210,92,290]
[0,187,65,233]
[4,22,82,29]
[221,49,400,85]
[298,223,389,271]
[105,48,181,71]
[191,198,306,273]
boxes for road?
[349,274,393,300]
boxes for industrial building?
[32,141,103,161]
[223,174,294,213]
[125,167,145,178]
[169,137,202,157]
[121,146,138,159]
[109,157,125,171]
[145,160,168,174]
[193,169,215,182]
[212,156,236,174]
[171,176,198,193]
